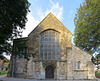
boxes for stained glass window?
[40,30,60,60]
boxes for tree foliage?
[92,53,100,65]
[74,0,100,54]
[0,0,30,54]
[13,38,38,60]
[13,38,28,59]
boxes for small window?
[19,54,24,59]
[77,61,80,69]
[17,48,26,59]
[17,54,24,59]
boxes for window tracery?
[40,30,60,60]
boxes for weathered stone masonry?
[9,12,95,80]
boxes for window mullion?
[40,30,59,60]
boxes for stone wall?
[66,47,73,79]
[26,12,73,80]
[27,57,45,79]
[57,62,67,79]
[28,12,72,62]
[26,59,68,80]
[10,12,95,80]
[72,45,95,79]
[27,56,33,78]
[14,58,27,78]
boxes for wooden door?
[45,65,54,78]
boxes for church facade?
[9,12,95,80]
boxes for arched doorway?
[45,65,54,78]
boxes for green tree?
[74,0,100,54]
[0,0,30,54]
[12,38,38,60]
[92,54,100,69]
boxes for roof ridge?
[72,43,92,56]
[28,12,73,36]
[49,12,73,35]
[28,12,52,36]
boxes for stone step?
[32,79,98,81]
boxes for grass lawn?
[0,71,8,75]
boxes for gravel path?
[0,75,99,81]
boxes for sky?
[4,0,85,60]
[22,0,84,43]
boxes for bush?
[95,71,100,75]
[95,71,100,78]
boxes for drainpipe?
[72,45,74,80]
[12,56,15,77]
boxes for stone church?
[9,12,95,80]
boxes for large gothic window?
[40,30,60,60]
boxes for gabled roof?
[72,44,92,56]
[28,12,73,36]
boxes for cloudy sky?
[22,0,84,43]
